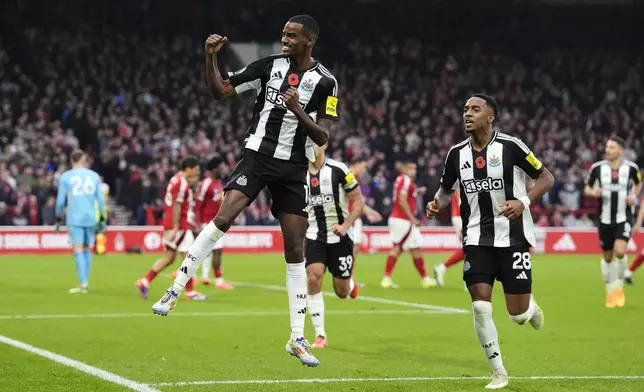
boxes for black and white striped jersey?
[306,158,359,244]
[440,132,544,248]
[586,160,641,225]
[227,55,339,165]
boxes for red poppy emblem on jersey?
[475,157,486,169]
[612,170,619,180]
[288,74,299,86]
[311,177,320,187]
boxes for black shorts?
[599,222,632,251]
[224,149,308,217]
[305,238,354,280]
[463,244,532,295]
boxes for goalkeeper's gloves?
[95,215,107,234]
[54,216,63,233]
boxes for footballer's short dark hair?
[206,156,223,171]
[609,136,626,148]
[471,93,499,120]
[288,15,320,39]
[350,156,367,165]
[180,156,200,170]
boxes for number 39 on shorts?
[512,252,531,270]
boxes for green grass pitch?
[1,251,643,391]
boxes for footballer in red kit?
[381,161,436,289]
[433,188,466,287]
[195,157,235,289]
[136,156,207,301]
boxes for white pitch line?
[0,309,456,321]
[152,375,644,387]
[229,281,469,314]
[0,334,159,392]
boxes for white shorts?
[177,230,195,253]
[353,218,363,245]
[388,217,422,251]
[452,216,463,240]
[200,223,224,250]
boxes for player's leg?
[212,244,234,289]
[434,217,464,286]
[81,226,94,289]
[464,246,509,389]
[612,224,631,307]
[599,224,617,307]
[382,218,407,288]
[408,243,436,289]
[305,240,328,348]
[625,247,644,284]
[176,232,207,301]
[153,155,263,314]
[329,238,357,299]
[137,230,181,299]
[351,218,364,286]
[68,226,89,294]
[270,176,320,367]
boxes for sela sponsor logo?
[462,178,504,193]
[603,184,624,193]
[265,86,306,110]
[309,194,334,206]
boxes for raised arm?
[205,35,236,100]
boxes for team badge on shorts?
[236,175,248,186]
[463,260,471,272]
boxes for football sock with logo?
[601,258,615,292]
[307,292,326,337]
[444,249,465,268]
[287,262,307,340]
[413,257,428,278]
[384,255,398,277]
[74,251,88,286]
[628,253,644,272]
[171,222,225,294]
[472,301,505,373]
[615,255,628,289]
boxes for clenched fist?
[283,87,301,113]
[205,34,228,54]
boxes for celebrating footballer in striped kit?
[426,93,554,390]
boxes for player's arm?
[284,78,338,146]
[363,204,382,223]
[95,176,106,220]
[501,137,555,220]
[584,165,602,198]
[633,199,644,234]
[54,175,67,218]
[204,35,236,100]
[628,166,642,206]
[427,148,458,217]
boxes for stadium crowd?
[1,0,642,227]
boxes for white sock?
[615,256,627,289]
[625,269,633,279]
[509,296,536,325]
[215,277,224,286]
[601,258,616,292]
[171,222,225,294]
[201,259,211,279]
[436,263,447,273]
[286,262,307,340]
[307,292,325,337]
[349,278,356,294]
[472,301,505,373]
